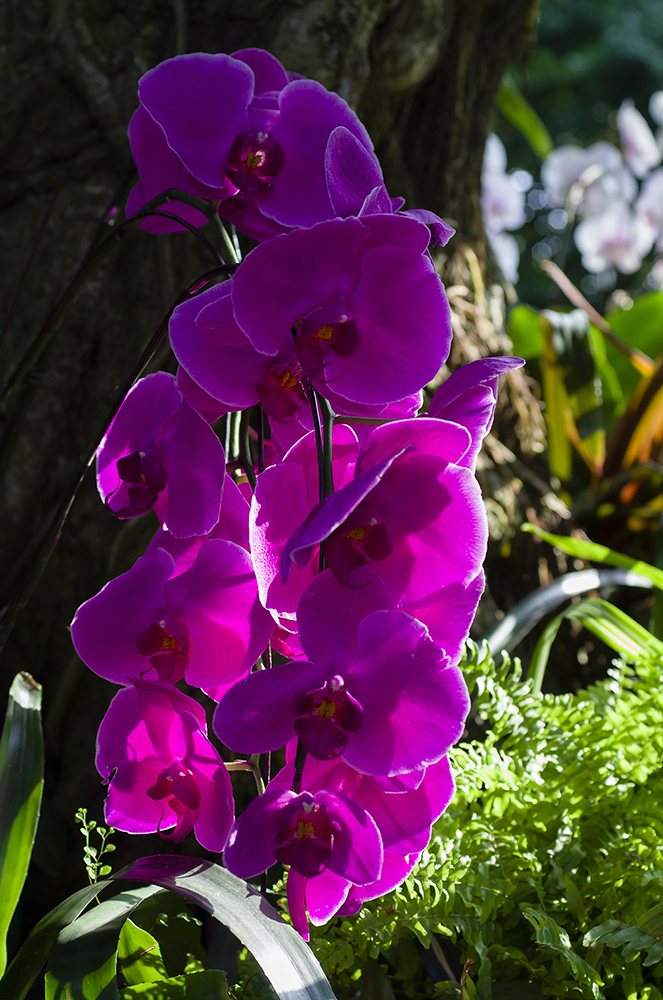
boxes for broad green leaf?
[605,293,663,399]
[45,885,161,1000]
[529,597,663,692]
[129,890,207,978]
[507,305,543,360]
[117,856,337,1000]
[118,919,168,985]
[521,523,663,590]
[0,673,44,977]
[120,969,228,999]
[0,879,115,1000]
[497,74,553,158]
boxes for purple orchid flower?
[214,571,470,776]
[144,471,251,578]
[96,678,234,852]
[128,48,375,239]
[71,539,273,699]
[223,787,382,891]
[170,280,423,455]
[231,214,453,406]
[325,126,455,249]
[265,751,454,936]
[250,419,487,655]
[96,372,225,539]
[428,356,525,470]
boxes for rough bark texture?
[0,0,549,930]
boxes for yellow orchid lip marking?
[346,525,368,541]
[316,700,336,719]
[314,325,335,341]
[279,370,299,390]
[295,819,316,839]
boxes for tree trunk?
[0,0,548,928]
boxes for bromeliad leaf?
[0,673,44,979]
[522,523,663,590]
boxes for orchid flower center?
[257,358,309,423]
[135,620,191,683]
[294,674,363,759]
[274,797,336,877]
[113,450,167,517]
[225,129,286,194]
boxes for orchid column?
[70,45,523,940]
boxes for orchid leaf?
[521,523,663,590]
[44,885,161,1000]
[0,673,44,978]
[116,855,337,1000]
[605,292,663,399]
[0,879,118,1000]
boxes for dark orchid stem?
[0,196,226,406]
[257,403,265,475]
[0,172,65,354]
[239,408,257,491]
[209,210,240,265]
[0,264,234,657]
[307,380,325,503]
[293,739,307,794]
[318,392,335,498]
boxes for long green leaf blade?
[521,524,663,590]
[497,74,554,158]
[0,672,44,977]
[117,856,337,1000]
[0,879,115,1000]
[45,885,160,1000]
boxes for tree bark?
[0,0,547,928]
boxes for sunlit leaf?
[0,673,44,978]
[118,918,169,985]
[497,74,554,158]
[507,305,544,360]
[521,523,663,589]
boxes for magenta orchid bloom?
[96,678,234,852]
[215,571,470,776]
[128,48,375,239]
[428,357,525,470]
[262,751,455,936]
[231,214,452,406]
[250,418,488,659]
[224,787,382,891]
[96,372,225,539]
[325,126,455,249]
[71,540,272,699]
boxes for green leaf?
[604,293,663,399]
[118,919,169,986]
[45,885,161,1000]
[497,74,554,158]
[129,891,207,978]
[521,524,663,590]
[0,673,44,977]
[529,597,663,691]
[117,856,337,1000]
[120,969,228,999]
[521,908,603,997]
[507,306,544,360]
[0,880,116,1000]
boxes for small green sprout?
[74,806,117,883]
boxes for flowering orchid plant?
[70,47,523,941]
[483,90,663,291]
